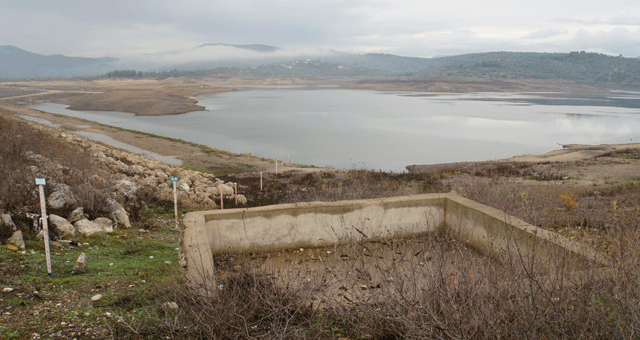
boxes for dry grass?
[140,228,640,339]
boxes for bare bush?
[138,230,639,339]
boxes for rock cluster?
[2,119,250,249]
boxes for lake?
[31,87,640,172]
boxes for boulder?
[178,182,190,192]
[89,175,107,189]
[0,214,16,231]
[116,180,138,199]
[93,217,114,233]
[74,219,104,236]
[68,207,86,224]
[129,165,145,175]
[213,183,234,197]
[47,184,77,210]
[72,253,88,275]
[3,244,18,252]
[237,194,248,205]
[7,230,25,249]
[48,214,75,240]
[107,198,131,228]
[0,213,17,240]
[201,197,217,209]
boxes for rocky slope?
[1,114,246,247]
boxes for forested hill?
[0,45,115,78]
[3,43,640,90]
[423,51,640,89]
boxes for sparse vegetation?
[2,102,640,338]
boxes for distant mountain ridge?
[2,44,640,89]
[0,45,115,78]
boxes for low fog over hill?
[0,45,115,78]
[2,44,640,89]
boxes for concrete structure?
[180,192,610,291]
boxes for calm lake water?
[31,88,640,172]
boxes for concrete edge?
[180,192,612,291]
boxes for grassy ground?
[0,220,180,339]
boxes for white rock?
[0,213,17,231]
[163,302,179,310]
[93,217,114,233]
[74,219,104,236]
[237,194,248,205]
[7,230,25,249]
[68,207,86,224]
[107,198,131,228]
[47,184,77,210]
[91,294,102,301]
[48,214,75,240]
[72,253,88,275]
[116,180,138,199]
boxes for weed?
[560,192,577,209]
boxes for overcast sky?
[2,0,640,59]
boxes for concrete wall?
[180,192,610,290]
[204,194,446,254]
[444,194,611,266]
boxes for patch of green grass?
[142,203,187,220]
[183,162,256,176]
[0,226,181,338]
[608,178,640,186]
[0,327,20,339]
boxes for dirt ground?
[0,78,234,116]
[407,143,640,187]
[343,76,609,94]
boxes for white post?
[173,181,178,229]
[169,176,180,229]
[275,160,278,176]
[36,178,53,278]
[234,182,238,206]
[218,180,224,210]
[260,172,263,191]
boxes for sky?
[2,0,640,59]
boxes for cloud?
[118,44,337,69]
[524,28,565,40]
[570,27,640,56]
[3,0,640,58]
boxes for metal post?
[260,172,263,191]
[218,180,224,210]
[36,178,53,278]
[234,182,238,206]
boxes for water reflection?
[30,89,640,172]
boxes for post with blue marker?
[36,178,53,278]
